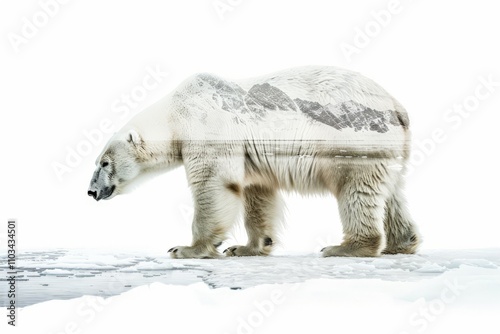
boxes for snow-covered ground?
[2,249,500,333]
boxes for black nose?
[88,190,97,199]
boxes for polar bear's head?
[87,129,143,201]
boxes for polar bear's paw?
[224,245,258,257]
[168,245,220,259]
[321,243,381,258]
[382,233,420,255]
[224,245,272,257]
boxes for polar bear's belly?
[241,138,405,194]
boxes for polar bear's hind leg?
[382,184,421,254]
[322,163,390,257]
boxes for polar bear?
[88,66,420,259]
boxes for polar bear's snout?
[87,182,116,201]
[87,184,115,201]
[87,167,117,201]
[87,189,97,200]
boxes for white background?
[1,0,499,252]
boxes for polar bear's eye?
[101,161,109,168]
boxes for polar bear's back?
[238,66,398,111]
[169,66,409,155]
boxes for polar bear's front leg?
[169,179,242,259]
[224,185,281,257]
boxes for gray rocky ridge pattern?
[197,74,405,133]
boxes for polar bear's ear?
[127,129,142,146]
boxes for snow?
[2,249,500,333]
[41,269,74,276]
